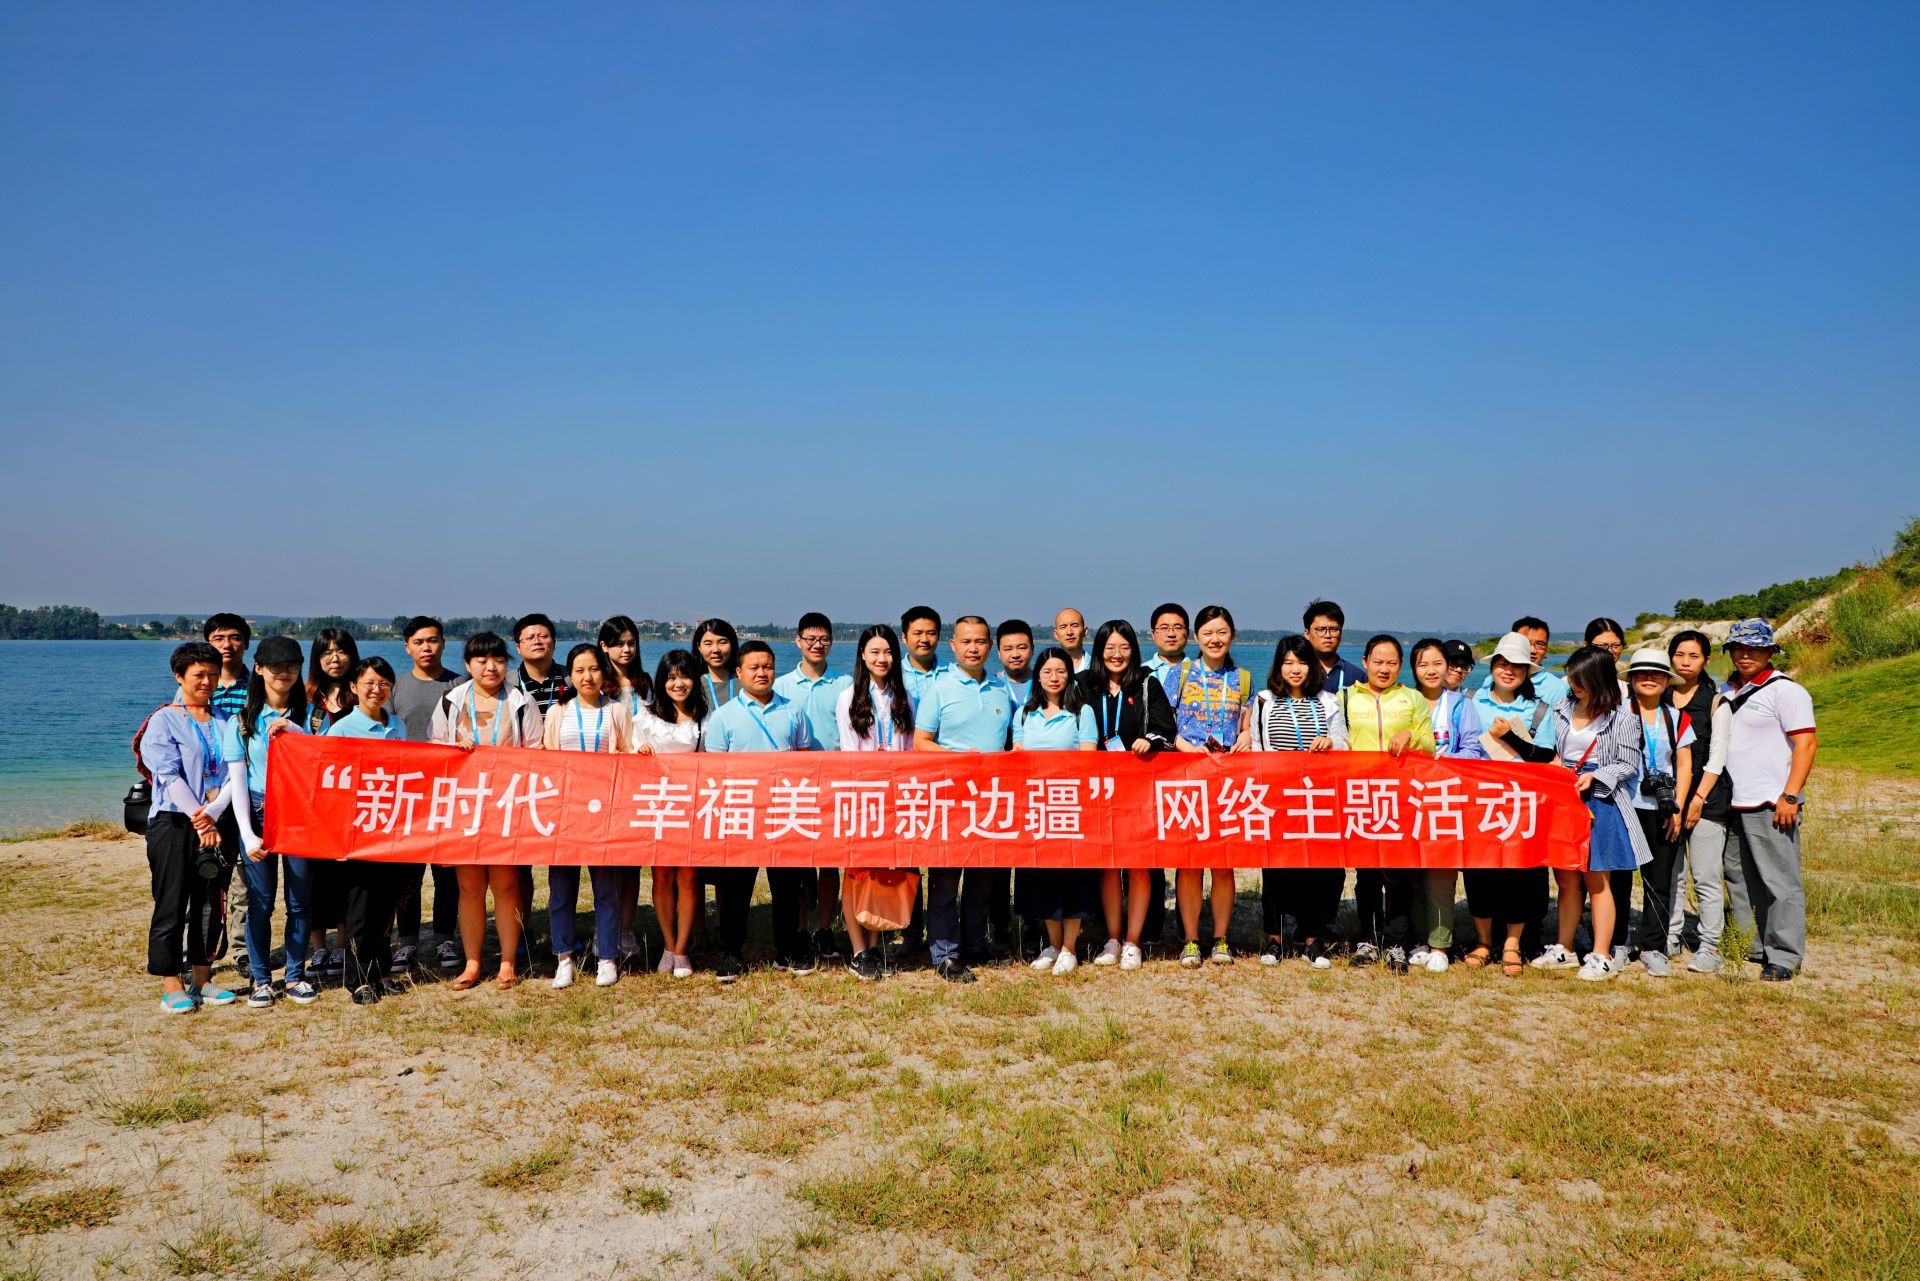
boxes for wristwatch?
[1781,792,1804,805]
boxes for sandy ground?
[1,771,1916,1281]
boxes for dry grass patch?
[159,1223,259,1277]
[263,1181,350,1224]
[479,1138,573,1192]
[3,1182,123,1234]
[306,1213,440,1262]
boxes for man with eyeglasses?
[1303,600,1366,692]
[1145,603,1190,682]
[774,612,854,963]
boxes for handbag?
[847,869,919,932]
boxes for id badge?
[1104,736,1125,752]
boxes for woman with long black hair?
[1016,648,1099,975]
[835,624,916,980]
[629,649,708,977]
[691,618,740,713]
[1077,619,1176,971]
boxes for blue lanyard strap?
[742,700,782,749]
[184,711,221,792]
[1103,691,1123,741]
[573,700,605,752]
[468,686,503,746]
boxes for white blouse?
[629,706,701,754]
[834,683,912,751]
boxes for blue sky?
[2,3,1915,633]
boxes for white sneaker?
[1051,951,1078,976]
[552,956,576,990]
[1425,951,1450,974]
[1119,943,1143,971]
[1031,947,1060,971]
[595,959,619,987]
[1093,939,1122,966]
[1577,951,1617,982]
[671,954,692,980]
[1531,944,1578,970]
[1407,946,1431,968]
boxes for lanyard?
[705,673,735,708]
[1641,711,1662,771]
[1185,661,1234,729]
[1279,696,1321,751]
[183,710,221,794]
[872,686,894,751]
[625,687,643,717]
[468,685,504,746]
[742,699,782,750]
[1102,691,1124,742]
[573,700,606,752]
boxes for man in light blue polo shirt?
[1480,616,1570,708]
[913,616,1015,983]
[900,605,945,710]
[773,611,853,961]
[704,640,816,980]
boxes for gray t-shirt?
[391,669,460,744]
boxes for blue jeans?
[548,866,623,961]
[926,868,990,966]
[240,850,314,984]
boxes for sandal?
[448,973,481,991]
[1501,945,1524,978]
[1462,946,1492,969]
[494,971,520,991]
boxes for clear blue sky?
[2,3,1914,633]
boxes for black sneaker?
[350,983,381,1006]
[1759,963,1796,982]
[714,955,744,984]
[851,950,883,982]
[814,929,843,961]
[934,959,976,984]
[1305,939,1332,970]
[771,954,793,972]
[1260,939,1284,967]
[787,950,819,977]
[247,981,275,1009]
[1349,941,1379,968]
[1386,945,1410,974]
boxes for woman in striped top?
[1236,636,1349,967]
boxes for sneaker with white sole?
[1210,941,1233,965]
[283,980,318,1006]
[1260,939,1283,966]
[1531,944,1578,970]
[1686,949,1722,975]
[1407,946,1432,969]
[1640,951,1671,977]
[1425,950,1450,974]
[552,956,576,990]
[1611,944,1631,971]
[1179,941,1203,968]
[390,943,416,974]
[671,954,693,980]
[1119,943,1143,971]
[1349,941,1379,967]
[1031,947,1060,971]
[436,939,462,972]
[1093,938,1122,966]
[1577,951,1617,982]
[1051,951,1078,976]
[247,981,275,1009]
[1306,939,1332,970]
[595,959,619,987]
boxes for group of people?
[138,599,1817,1012]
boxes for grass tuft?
[3,1183,124,1234]
[306,1214,439,1262]
[480,1139,572,1192]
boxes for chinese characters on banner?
[265,735,1589,870]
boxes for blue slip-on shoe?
[160,991,196,1015]
[191,985,239,1008]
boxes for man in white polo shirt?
[1720,619,1817,981]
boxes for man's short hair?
[1302,599,1345,630]
[996,619,1033,644]
[404,615,443,640]
[953,615,990,635]
[513,613,556,640]
[796,611,832,636]
[171,641,222,676]
[736,640,775,663]
[203,612,251,644]
[1150,602,1189,629]
[1511,616,1550,635]
[901,605,941,632]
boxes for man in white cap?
[1720,619,1817,981]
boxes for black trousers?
[1260,868,1343,940]
[1353,868,1386,943]
[981,867,1013,941]
[343,861,412,990]
[1379,869,1417,950]
[766,867,814,962]
[392,863,461,940]
[1623,809,1682,956]
[709,867,758,959]
[146,812,233,976]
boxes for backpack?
[130,704,177,784]
[125,703,177,835]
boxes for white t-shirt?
[629,707,700,754]
[835,684,911,752]
[1722,671,1816,808]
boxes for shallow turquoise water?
[0,638,1504,834]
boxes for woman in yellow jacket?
[1337,635,1435,969]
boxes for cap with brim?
[254,636,303,667]
[1626,647,1673,676]
[1722,618,1782,653]
[1486,631,1541,674]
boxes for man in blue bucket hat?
[1720,619,1818,981]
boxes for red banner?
[270,729,1589,871]
[264,735,1588,870]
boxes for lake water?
[0,639,1517,834]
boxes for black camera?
[1640,772,1678,814]
[122,780,151,835]
[194,838,235,882]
